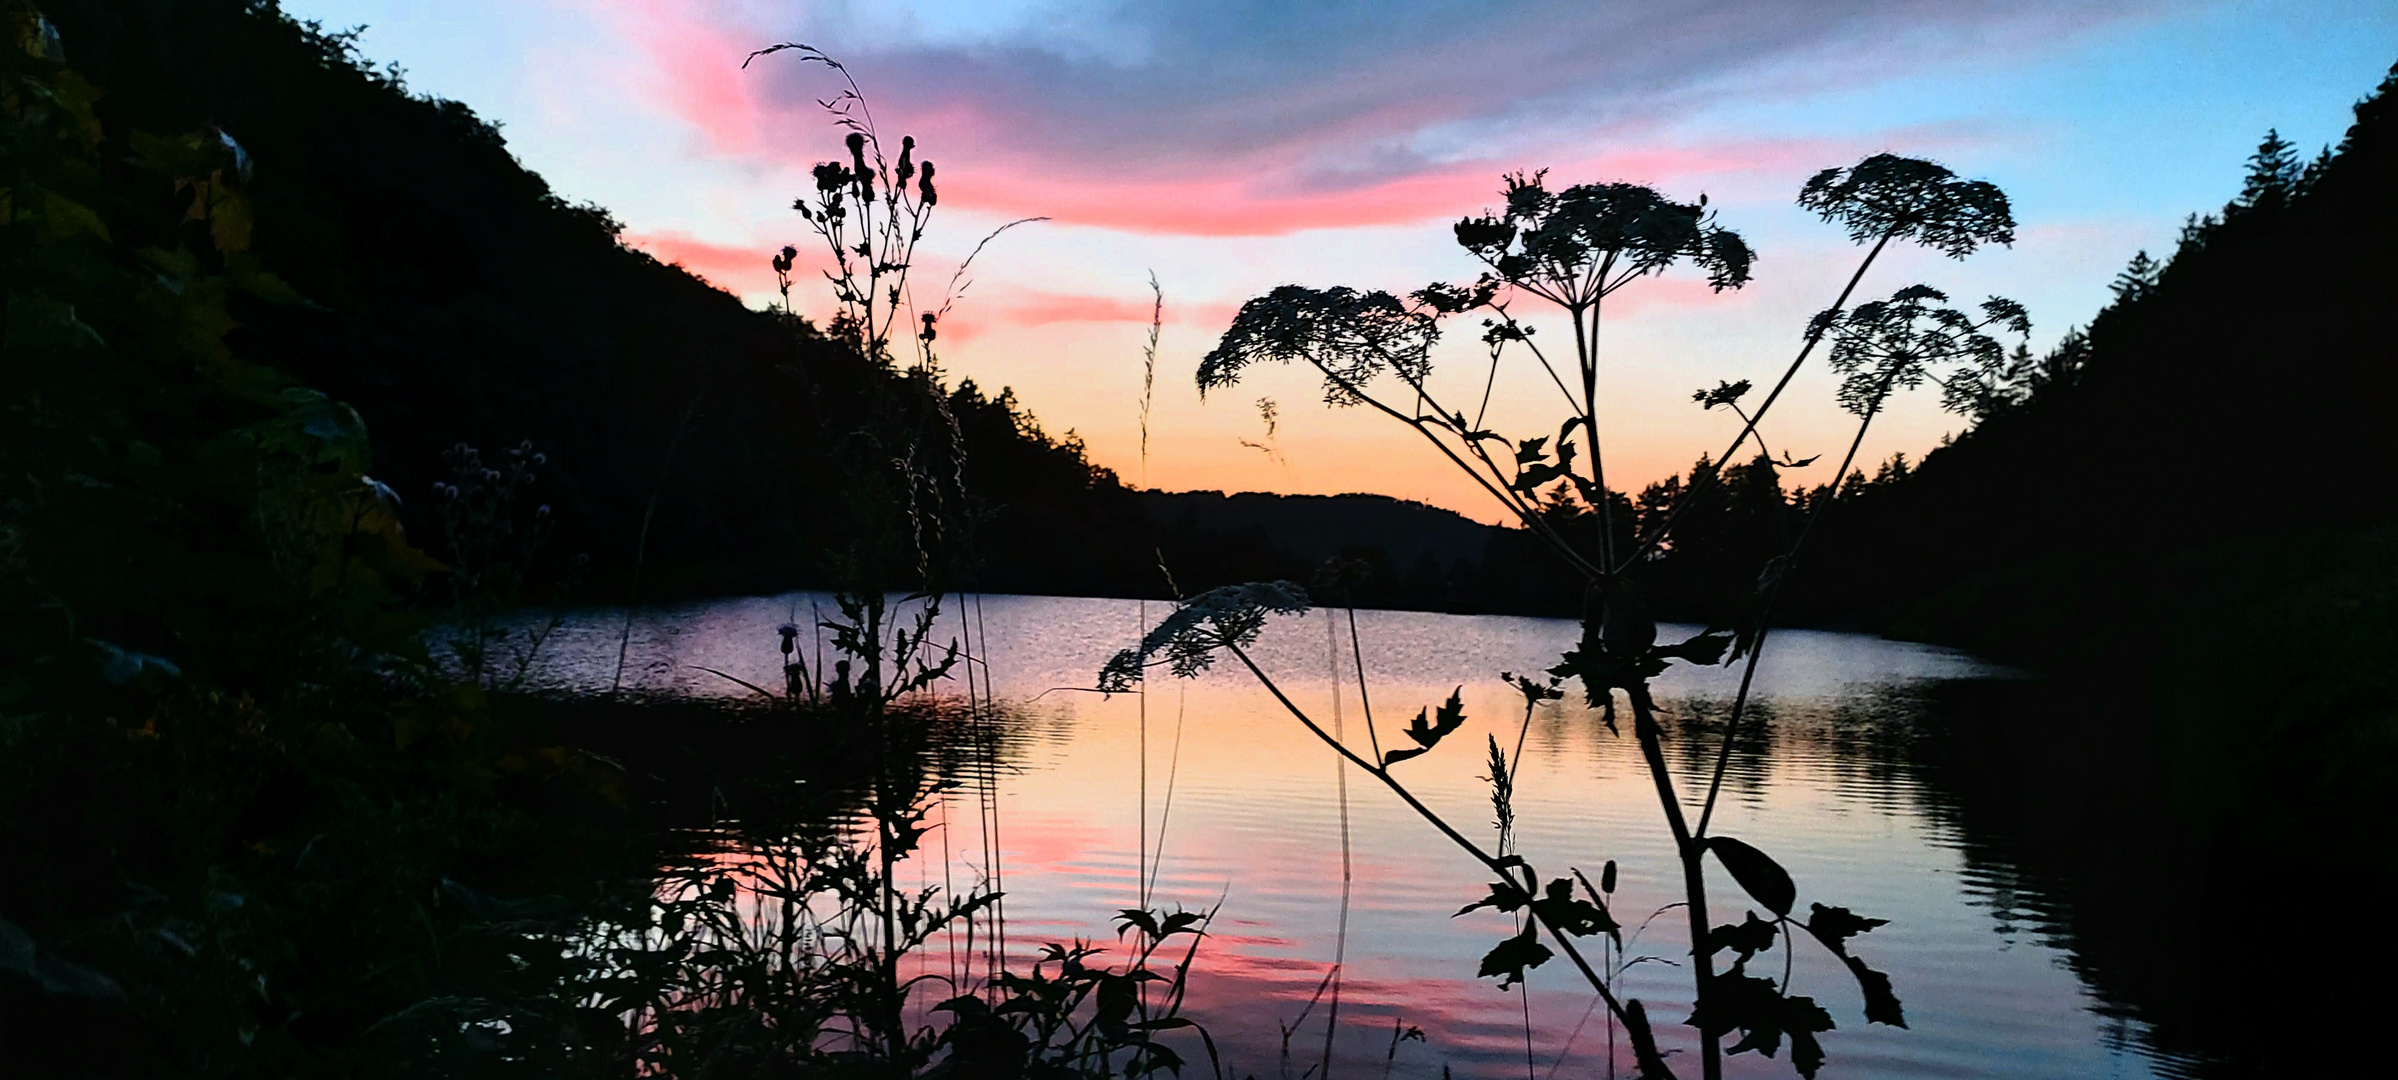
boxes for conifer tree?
[2109,250,2161,302]
[2234,128,2302,211]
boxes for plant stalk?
[1225,644,1678,1079]
[1618,230,1895,575]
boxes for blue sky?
[286,0,2397,518]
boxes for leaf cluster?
[1667,834,1908,1077]
[1456,872,1621,988]
[1381,686,1466,766]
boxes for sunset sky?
[290,0,2396,522]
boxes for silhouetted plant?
[428,439,574,687]
[632,45,1225,1078]
[1123,154,2023,1079]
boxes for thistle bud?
[845,133,872,197]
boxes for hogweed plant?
[1105,157,2021,1079]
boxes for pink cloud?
[621,228,780,294]
[936,286,1242,341]
[941,136,1910,237]
[599,0,2156,237]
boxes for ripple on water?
[514,594,2187,1079]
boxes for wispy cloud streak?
[606,0,2160,234]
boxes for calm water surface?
[519,593,2195,1080]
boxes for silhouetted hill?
[35,0,1185,601]
[1777,63,2398,984]
[1790,61,2398,650]
[30,1,1573,613]
[1145,490,1496,569]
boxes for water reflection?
[521,593,2202,1078]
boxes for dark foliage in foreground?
[1,8,1210,1075]
[36,0,1158,602]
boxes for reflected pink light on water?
[531,594,2188,1078]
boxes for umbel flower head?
[1817,285,2031,416]
[1798,154,2015,259]
[1452,172,1754,304]
[1197,287,1440,406]
[1098,582,1312,692]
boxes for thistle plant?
[429,440,573,687]
[700,47,1228,1077]
[1112,156,2021,1079]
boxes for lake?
[513,592,2202,1079]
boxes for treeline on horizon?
[32,0,2394,642]
[22,0,2398,639]
[8,1,2395,1074]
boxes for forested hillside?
[1791,69,2398,645]
[36,1,2393,634]
[40,0,1165,600]
[1775,67,2398,899]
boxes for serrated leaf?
[1790,1024,1827,1079]
[32,186,110,243]
[1455,880,1529,918]
[1804,903,1888,957]
[1530,876,1618,937]
[1549,646,1665,701]
[1656,630,1734,666]
[1844,954,1906,1028]
[1708,911,1779,963]
[1699,973,1836,1078]
[1707,836,1796,917]
[1401,687,1468,750]
[1512,459,1569,495]
[1476,929,1551,988]
[1514,435,1551,464]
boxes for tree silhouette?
[2109,250,2161,303]
[2234,128,2303,212]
